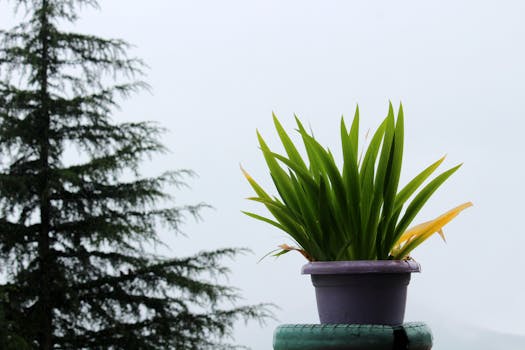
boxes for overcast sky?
[2,0,525,349]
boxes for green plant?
[242,103,471,261]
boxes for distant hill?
[432,325,525,349]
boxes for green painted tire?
[273,322,432,350]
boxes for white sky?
[2,1,525,349]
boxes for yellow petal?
[397,219,434,244]
[392,202,473,258]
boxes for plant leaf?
[392,163,463,246]
[393,155,446,213]
[391,202,472,259]
[273,113,308,170]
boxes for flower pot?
[302,260,420,325]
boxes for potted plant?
[242,103,471,325]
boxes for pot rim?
[301,260,421,275]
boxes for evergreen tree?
[0,1,269,349]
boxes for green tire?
[273,322,432,350]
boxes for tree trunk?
[37,0,53,348]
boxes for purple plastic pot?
[302,260,420,325]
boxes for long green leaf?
[359,118,386,254]
[393,156,446,213]
[376,104,405,257]
[242,211,285,231]
[247,197,310,248]
[288,171,323,249]
[341,114,361,254]
[393,163,463,244]
[349,106,360,161]
[294,116,323,178]
[367,103,395,258]
[303,133,348,241]
[241,166,272,200]
[268,151,317,190]
[273,113,308,170]
[257,131,301,214]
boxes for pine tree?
[0,1,269,349]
